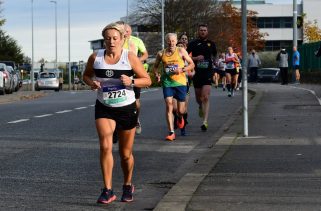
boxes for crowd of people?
[82,20,303,205]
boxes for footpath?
[0,91,46,104]
[154,83,321,211]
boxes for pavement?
[154,83,321,211]
[0,90,46,104]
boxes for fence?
[289,41,321,72]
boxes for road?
[0,87,242,210]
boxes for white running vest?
[93,49,135,107]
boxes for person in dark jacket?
[276,48,289,85]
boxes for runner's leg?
[96,118,116,189]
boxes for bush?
[258,51,279,68]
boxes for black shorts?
[216,69,226,77]
[192,71,213,88]
[133,87,141,99]
[226,68,238,76]
[95,100,137,130]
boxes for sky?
[1,0,300,63]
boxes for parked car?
[35,71,60,92]
[0,63,14,94]
[257,68,281,82]
[6,66,20,92]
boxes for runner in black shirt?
[187,24,217,131]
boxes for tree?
[209,1,267,53]
[303,19,321,43]
[131,0,266,54]
[0,1,25,64]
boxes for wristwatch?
[131,79,135,87]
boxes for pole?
[68,0,71,90]
[31,0,34,91]
[126,0,129,23]
[293,0,298,47]
[161,0,164,49]
[241,0,248,137]
[50,1,57,69]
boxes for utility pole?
[241,0,248,137]
[50,1,57,70]
[161,0,164,49]
[68,0,71,90]
[31,0,35,91]
[293,0,298,47]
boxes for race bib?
[165,64,178,74]
[197,61,209,69]
[102,85,127,105]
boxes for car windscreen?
[40,73,56,79]
[260,69,277,75]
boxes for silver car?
[35,71,60,92]
[0,63,13,94]
[6,66,19,92]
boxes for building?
[232,0,321,51]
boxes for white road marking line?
[8,119,30,124]
[34,114,53,118]
[141,88,159,94]
[89,104,95,107]
[291,86,321,106]
[55,110,72,114]
[74,107,87,110]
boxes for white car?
[0,63,13,94]
[35,71,60,92]
[0,69,4,95]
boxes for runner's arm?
[126,51,151,88]
[83,53,101,90]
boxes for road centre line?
[8,119,30,124]
[34,114,53,118]
[74,107,87,110]
[55,110,73,114]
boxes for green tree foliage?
[0,1,25,64]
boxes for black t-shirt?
[187,38,217,71]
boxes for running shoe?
[201,123,208,131]
[135,121,142,135]
[121,184,134,202]
[198,106,204,118]
[223,87,226,91]
[97,188,117,204]
[165,132,176,141]
[176,117,185,129]
[228,91,232,97]
[180,128,186,136]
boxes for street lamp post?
[68,0,71,90]
[293,0,298,47]
[241,0,248,137]
[31,0,34,91]
[50,1,57,70]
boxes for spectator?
[292,46,300,84]
[248,49,261,82]
[276,47,289,85]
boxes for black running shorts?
[95,100,137,130]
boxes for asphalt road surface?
[0,87,242,210]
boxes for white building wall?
[247,4,301,18]
[261,28,303,41]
